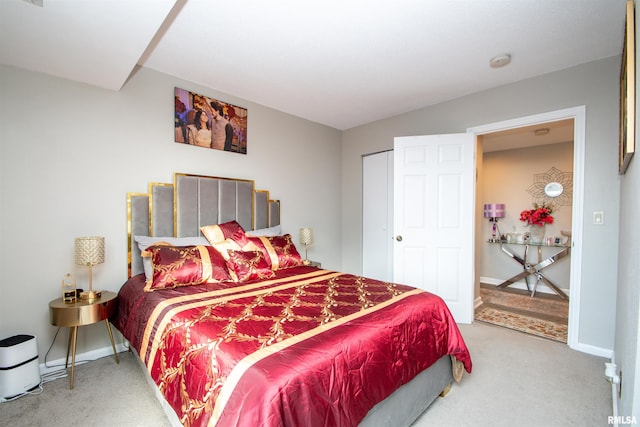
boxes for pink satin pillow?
[247,234,304,270]
[200,220,250,247]
[226,250,276,282]
[143,245,232,292]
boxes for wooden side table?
[49,291,120,389]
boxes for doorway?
[360,106,585,348]
[469,106,585,349]
[474,120,573,342]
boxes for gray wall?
[614,1,640,418]
[0,65,342,362]
[341,57,620,353]
[616,108,640,423]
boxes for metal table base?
[495,242,570,300]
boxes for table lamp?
[75,236,105,301]
[299,227,313,265]
[483,204,505,242]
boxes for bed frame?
[125,172,452,426]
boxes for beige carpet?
[414,323,611,426]
[0,351,171,427]
[475,284,569,342]
[0,323,611,427]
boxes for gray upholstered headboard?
[127,173,280,278]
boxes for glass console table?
[489,241,570,300]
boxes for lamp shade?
[299,228,313,246]
[483,204,505,219]
[74,236,105,266]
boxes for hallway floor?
[475,283,568,342]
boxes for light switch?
[593,211,604,225]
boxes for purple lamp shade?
[483,203,505,219]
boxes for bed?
[113,172,472,427]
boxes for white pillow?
[246,225,282,237]
[134,235,210,281]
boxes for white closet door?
[362,151,394,281]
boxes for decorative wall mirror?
[527,166,573,209]
[544,182,563,198]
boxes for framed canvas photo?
[174,87,247,154]
[619,0,635,174]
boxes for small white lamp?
[75,236,105,301]
[299,227,313,265]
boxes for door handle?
[396,235,403,242]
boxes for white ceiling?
[482,119,574,152]
[0,0,627,130]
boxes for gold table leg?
[65,322,119,390]
[65,329,72,369]
[105,320,119,364]
[70,326,78,390]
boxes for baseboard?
[479,276,569,296]
[570,341,613,359]
[39,342,129,376]
[474,296,483,309]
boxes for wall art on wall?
[619,0,635,174]
[174,87,247,154]
[526,166,573,210]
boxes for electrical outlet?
[593,211,604,225]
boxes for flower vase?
[529,224,546,244]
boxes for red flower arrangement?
[520,204,554,226]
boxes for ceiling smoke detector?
[490,54,511,68]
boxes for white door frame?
[468,106,585,350]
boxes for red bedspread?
[113,266,471,427]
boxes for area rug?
[475,285,568,342]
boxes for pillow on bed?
[200,220,250,247]
[143,245,232,292]
[247,234,304,270]
[245,224,282,237]
[210,237,261,261]
[226,250,275,282]
[135,235,211,281]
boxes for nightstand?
[49,291,120,389]
[308,261,321,268]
